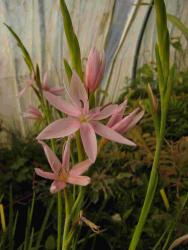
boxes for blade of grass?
[35,197,55,249]
[4,23,34,73]
[59,0,83,79]
[23,192,35,250]
[167,14,188,40]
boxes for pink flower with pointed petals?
[19,78,34,97]
[37,72,136,163]
[19,72,63,97]
[35,140,92,193]
[22,105,42,120]
[107,100,144,134]
[85,47,104,93]
[42,72,64,96]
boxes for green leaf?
[64,58,72,82]
[45,235,56,250]
[167,14,188,40]
[4,23,34,73]
[59,0,83,79]
[154,0,170,86]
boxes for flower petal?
[50,180,66,193]
[42,72,48,88]
[38,141,62,173]
[62,138,71,171]
[70,159,92,176]
[92,104,118,120]
[125,110,145,132]
[67,176,91,186]
[35,168,57,180]
[49,87,64,96]
[107,100,127,127]
[19,79,33,97]
[80,123,97,163]
[44,91,81,117]
[113,109,144,133]
[69,72,89,112]
[91,121,136,146]
[37,117,80,140]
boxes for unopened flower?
[37,72,135,163]
[22,105,42,120]
[85,48,104,93]
[35,140,92,193]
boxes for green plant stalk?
[35,197,55,249]
[61,133,85,249]
[62,189,70,250]
[57,191,63,250]
[129,90,170,250]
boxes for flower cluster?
[33,48,144,193]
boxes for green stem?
[129,98,168,249]
[57,192,63,250]
[62,189,70,250]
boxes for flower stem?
[62,189,70,250]
[57,191,63,250]
[129,97,168,250]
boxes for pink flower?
[22,105,42,120]
[35,140,92,193]
[107,100,144,134]
[37,72,135,163]
[19,72,63,97]
[85,48,104,93]
[42,72,64,96]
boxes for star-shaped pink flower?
[37,72,135,163]
[19,72,63,97]
[22,105,42,120]
[107,100,144,134]
[35,140,92,193]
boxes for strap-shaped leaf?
[4,23,34,73]
[59,0,83,79]
[167,14,188,40]
[155,44,165,96]
[154,0,170,87]
[64,58,72,82]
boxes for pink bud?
[85,48,104,93]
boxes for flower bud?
[85,47,104,93]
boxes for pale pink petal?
[92,104,118,120]
[19,79,33,97]
[113,109,144,133]
[107,100,127,127]
[80,123,97,163]
[62,138,70,171]
[125,110,144,131]
[42,72,48,88]
[91,121,136,146]
[69,72,89,112]
[38,141,61,173]
[35,168,57,180]
[22,105,42,120]
[50,180,66,193]
[49,87,64,95]
[44,91,81,117]
[37,117,80,140]
[70,159,92,176]
[67,175,91,186]
[22,112,41,120]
